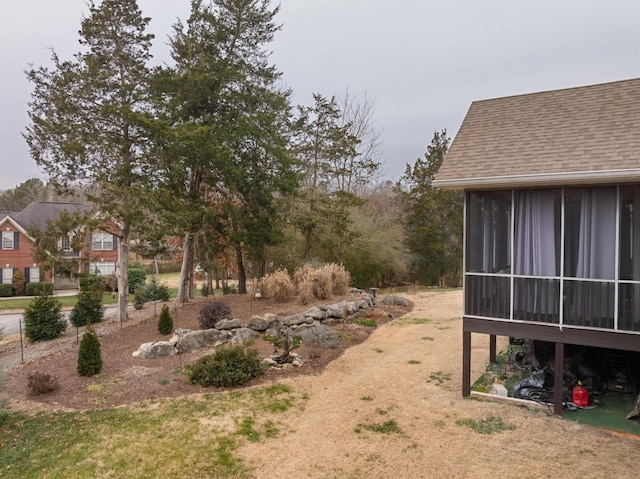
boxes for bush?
[323,263,351,295]
[198,301,232,329]
[12,269,26,296]
[26,282,54,296]
[27,371,60,396]
[145,277,170,302]
[201,283,210,297]
[79,274,105,293]
[294,265,332,305]
[259,269,295,303]
[133,282,147,310]
[24,293,67,342]
[77,326,102,377]
[103,274,118,292]
[69,289,104,327]
[0,284,12,297]
[158,305,174,335]
[128,268,146,294]
[186,345,264,387]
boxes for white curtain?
[514,190,557,314]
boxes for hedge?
[26,282,54,296]
[0,284,12,297]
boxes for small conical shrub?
[77,326,102,377]
[158,305,174,335]
[24,293,67,342]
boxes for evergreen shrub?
[70,289,104,327]
[12,269,26,296]
[0,284,12,297]
[77,327,102,377]
[24,293,67,342]
[158,305,174,335]
[128,268,146,294]
[186,345,263,387]
[198,301,231,329]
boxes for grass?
[355,419,403,435]
[353,317,377,328]
[455,416,516,435]
[392,317,432,326]
[426,371,452,385]
[0,383,297,478]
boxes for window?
[58,236,72,252]
[2,231,14,250]
[2,268,13,285]
[91,232,114,251]
[28,267,40,283]
[90,262,116,276]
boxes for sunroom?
[434,78,640,415]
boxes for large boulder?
[175,329,231,354]
[280,313,313,327]
[380,295,410,307]
[303,306,326,321]
[247,314,280,332]
[133,341,177,359]
[231,327,261,344]
[215,318,243,330]
[295,322,339,348]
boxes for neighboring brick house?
[0,201,119,290]
[433,78,640,415]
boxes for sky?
[2,0,640,191]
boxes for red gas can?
[573,382,589,407]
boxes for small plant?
[426,371,452,385]
[407,360,422,365]
[158,305,174,335]
[455,416,516,435]
[133,282,147,310]
[146,277,170,302]
[27,371,60,395]
[127,267,146,294]
[198,301,232,329]
[353,317,377,328]
[186,345,263,387]
[23,293,67,342]
[77,326,102,377]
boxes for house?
[433,78,640,415]
[0,201,119,290]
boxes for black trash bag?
[514,368,546,400]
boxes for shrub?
[77,326,102,377]
[198,301,231,329]
[12,269,26,296]
[27,371,60,396]
[158,305,174,335]
[78,274,105,293]
[128,268,146,294]
[294,265,332,305]
[133,282,147,310]
[69,289,104,327]
[0,284,12,297]
[26,282,54,296]
[201,283,210,297]
[186,345,264,387]
[323,263,351,295]
[103,274,118,292]
[24,293,67,342]
[222,284,237,295]
[145,277,170,302]
[259,269,295,303]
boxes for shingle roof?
[434,78,640,189]
[13,201,92,232]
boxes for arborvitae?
[77,326,102,377]
[157,305,174,335]
[23,293,67,342]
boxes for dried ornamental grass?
[259,269,295,303]
[322,263,351,295]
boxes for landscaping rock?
[280,313,313,326]
[175,329,231,354]
[380,295,410,307]
[132,341,177,359]
[215,318,243,330]
[295,322,339,348]
[303,306,326,321]
[231,327,261,344]
[247,315,280,331]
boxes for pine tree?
[77,326,102,376]
[157,305,174,335]
[23,293,67,342]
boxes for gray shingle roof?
[13,201,92,232]
[434,78,640,189]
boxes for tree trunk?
[176,232,194,304]
[116,223,131,322]
[235,244,247,294]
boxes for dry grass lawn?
[239,289,640,479]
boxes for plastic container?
[572,382,589,407]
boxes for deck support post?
[554,342,565,416]
[463,331,471,397]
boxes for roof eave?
[433,169,640,190]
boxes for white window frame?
[91,232,113,251]
[2,268,13,284]
[2,231,14,250]
[29,267,40,283]
[90,262,116,276]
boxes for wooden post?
[489,334,497,363]
[463,331,472,397]
[554,342,565,416]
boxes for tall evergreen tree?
[24,0,156,321]
[400,130,463,286]
[155,0,295,299]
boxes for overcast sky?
[2,0,640,191]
